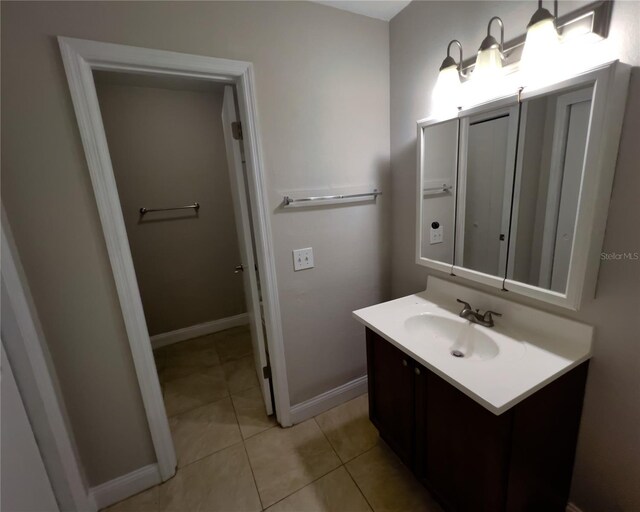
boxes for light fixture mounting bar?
[459,0,613,74]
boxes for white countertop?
[353,277,593,415]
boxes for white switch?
[429,222,443,244]
[293,247,314,271]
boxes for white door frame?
[58,37,291,481]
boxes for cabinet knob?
[402,359,408,367]
[414,367,421,376]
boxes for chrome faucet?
[456,299,501,328]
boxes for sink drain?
[451,350,465,358]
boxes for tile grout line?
[165,388,231,419]
[158,331,383,511]
[158,360,223,385]
[312,416,342,461]
[260,461,346,511]
[161,331,247,471]
[241,423,278,442]
[312,398,379,465]
[225,354,268,511]
[343,448,380,512]
[176,438,245,472]
[344,464,376,512]
[255,419,343,510]
[131,330,258,508]
[310,397,380,510]
[240,441,265,511]
[228,388,266,511]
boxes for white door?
[463,114,511,276]
[221,86,273,415]
[1,343,59,512]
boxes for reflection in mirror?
[507,85,594,293]
[420,119,458,264]
[455,107,518,278]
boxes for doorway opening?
[59,37,291,483]
[93,70,275,467]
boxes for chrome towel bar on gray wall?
[283,190,381,208]
[139,202,200,215]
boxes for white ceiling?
[312,1,411,21]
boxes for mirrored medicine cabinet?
[416,61,630,310]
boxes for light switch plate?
[293,247,314,271]
[430,224,443,244]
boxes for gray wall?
[95,76,246,336]
[1,1,390,486]
[390,1,640,510]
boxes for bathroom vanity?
[352,60,629,511]
[354,277,593,512]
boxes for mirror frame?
[504,61,630,309]
[415,115,460,274]
[416,60,630,310]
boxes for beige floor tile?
[159,443,262,512]
[231,386,277,439]
[266,466,372,512]
[169,333,220,352]
[346,444,442,512]
[158,337,221,383]
[214,326,253,362]
[223,355,260,394]
[157,364,199,384]
[245,419,342,508]
[102,486,159,512]
[162,365,228,417]
[315,394,379,463]
[164,342,220,367]
[169,396,242,467]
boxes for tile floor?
[105,325,442,512]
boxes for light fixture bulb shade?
[472,46,503,83]
[432,65,461,114]
[521,17,560,84]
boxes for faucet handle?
[456,298,472,310]
[483,310,502,321]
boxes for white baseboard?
[89,463,161,510]
[290,375,368,424]
[566,503,583,512]
[150,313,248,349]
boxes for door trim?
[58,37,292,481]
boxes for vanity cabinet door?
[366,329,415,467]
[423,371,511,512]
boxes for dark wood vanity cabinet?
[366,328,588,512]
[366,329,415,466]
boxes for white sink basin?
[404,313,499,361]
[352,276,593,414]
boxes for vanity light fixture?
[521,0,560,82]
[432,39,465,113]
[472,17,505,84]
